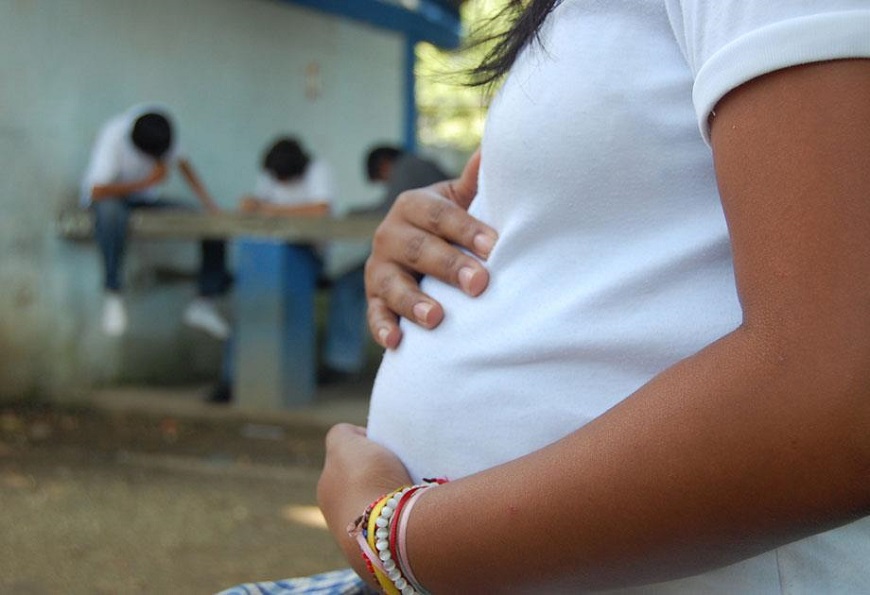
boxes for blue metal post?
[404,35,419,152]
[234,240,320,408]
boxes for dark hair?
[263,137,310,181]
[365,146,403,181]
[471,0,562,87]
[131,112,173,158]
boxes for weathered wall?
[0,0,404,399]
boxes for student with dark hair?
[365,146,401,182]
[264,138,310,181]
[81,104,230,338]
[316,145,450,383]
[130,112,173,158]
[209,136,361,403]
[364,145,449,216]
[238,136,331,217]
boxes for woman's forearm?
[407,324,869,593]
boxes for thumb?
[448,148,481,210]
[324,423,367,451]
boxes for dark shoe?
[207,382,232,404]
[317,366,362,386]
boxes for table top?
[57,208,382,242]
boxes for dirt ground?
[0,395,364,595]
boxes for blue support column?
[281,0,462,49]
[233,240,320,408]
[404,35,419,152]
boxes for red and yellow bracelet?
[347,478,447,595]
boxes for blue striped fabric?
[215,568,377,595]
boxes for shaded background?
[0,0,415,398]
[0,0,494,591]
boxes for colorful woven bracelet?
[367,479,447,595]
[348,479,447,595]
[347,489,403,592]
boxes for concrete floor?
[0,383,371,595]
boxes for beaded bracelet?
[347,478,447,595]
[380,485,427,594]
[362,488,404,595]
[369,492,404,595]
[348,493,392,576]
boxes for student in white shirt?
[210,138,369,404]
[239,137,332,217]
[82,105,230,338]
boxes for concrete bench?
[57,208,380,409]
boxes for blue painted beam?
[281,0,462,49]
[404,36,418,152]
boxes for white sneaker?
[183,298,229,340]
[102,293,128,337]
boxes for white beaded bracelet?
[374,486,421,595]
[372,481,442,595]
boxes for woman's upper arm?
[710,59,870,372]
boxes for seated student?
[364,145,450,216]
[313,145,453,384]
[81,104,231,338]
[248,137,368,382]
[238,137,332,217]
[210,137,366,403]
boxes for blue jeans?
[92,196,230,296]
[322,265,367,373]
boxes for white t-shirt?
[367,1,870,591]
[252,159,334,208]
[80,105,180,206]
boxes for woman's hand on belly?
[317,423,412,587]
[365,149,498,349]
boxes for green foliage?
[415,0,509,152]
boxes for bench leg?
[233,240,319,408]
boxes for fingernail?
[377,328,390,345]
[458,267,476,294]
[413,302,433,324]
[473,233,495,258]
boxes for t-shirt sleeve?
[165,142,181,167]
[666,1,870,143]
[306,160,336,205]
[252,171,275,202]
